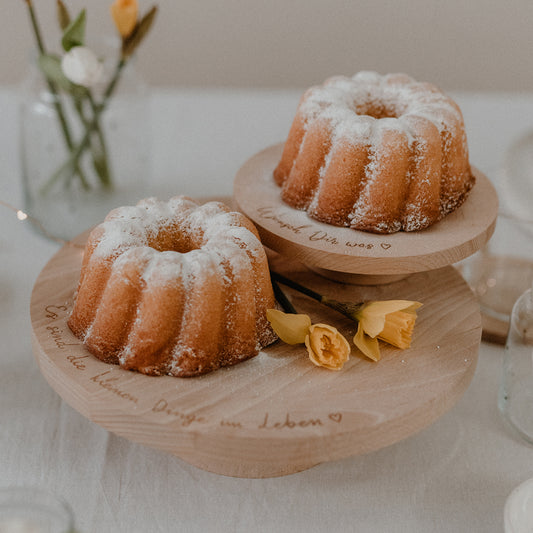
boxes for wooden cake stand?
[234,143,498,284]
[31,222,481,478]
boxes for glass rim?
[0,486,75,531]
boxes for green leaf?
[122,6,157,58]
[56,0,71,31]
[61,9,86,51]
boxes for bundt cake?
[67,196,277,377]
[274,71,475,234]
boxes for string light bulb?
[0,199,75,246]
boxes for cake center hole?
[150,227,201,253]
[354,96,406,119]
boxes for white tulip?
[61,46,104,88]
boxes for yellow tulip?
[266,309,311,345]
[353,300,422,361]
[305,324,351,371]
[110,0,138,38]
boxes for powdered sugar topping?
[299,71,461,144]
[92,196,262,262]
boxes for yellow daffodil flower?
[353,300,422,362]
[110,0,138,38]
[266,309,351,370]
[305,324,351,371]
[266,309,311,345]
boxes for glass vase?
[19,44,151,242]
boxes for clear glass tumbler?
[504,477,533,533]
[463,214,533,324]
[0,487,75,533]
[499,287,533,443]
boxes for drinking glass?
[460,130,533,342]
[504,477,533,533]
[0,487,75,533]
[498,287,533,444]
[460,213,533,343]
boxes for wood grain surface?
[30,227,482,478]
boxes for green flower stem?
[40,103,111,195]
[103,58,126,102]
[26,1,70,146]
[86,91,112,188]
[62,59,124,182]
[40,129,93,195]
[270,271,364,322]
[41,58,127,195]
[271,278,298,314]
[70,91,112,188]
[25,0,89,189]
[270,271,324,303]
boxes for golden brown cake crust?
[274,71,475,234]
[67,196,277,377]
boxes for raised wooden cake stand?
[32,218,482,478]
[234,143,498,285]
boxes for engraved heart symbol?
[328,413,342,423]
[380,243,392,250]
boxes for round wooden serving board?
[234,143,498,284]
[30,229,481,478]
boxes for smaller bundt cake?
[274,71,475,234]
[68,196,277,377]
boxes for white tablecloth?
[1,87,533,533]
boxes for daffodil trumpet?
[305,323,351,370]
[270,271,422,362]
[352,300,422,361]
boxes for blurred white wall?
[4,0,533,91]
